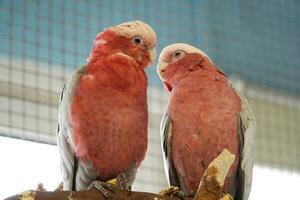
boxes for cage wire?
[0,0,299,193]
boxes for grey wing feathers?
[236,91,256,200]
[57,65,98,191]
[57,84,75,190]
[160,111,179,187]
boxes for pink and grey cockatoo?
[57,21,156,194]
[157,43,255,200]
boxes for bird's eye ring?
[132,36,143,45]
[173,50,184,59]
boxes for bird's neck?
[165,64,226,91]
[87,30,121,64]
[86,49,147,91]
[87,44,118,65]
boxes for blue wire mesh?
[0,0,299,192]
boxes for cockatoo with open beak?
[157,43,255,200]
[57,21,156,197]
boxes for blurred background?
[0,0,299,199]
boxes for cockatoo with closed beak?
[57,21,156,197]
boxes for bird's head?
[89,20,157,69]
[157,43,213,92]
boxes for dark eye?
[132,36,143,45]
[173,50,184,59]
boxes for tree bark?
[194,149,235,200]
[5,189,193,200]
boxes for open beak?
[149,48,156,65]
[163,81,172,92]
[157,60,172,92]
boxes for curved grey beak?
[157,60,167,80]
[149,48,156,65]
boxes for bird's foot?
[116,173,132,195]
[158,186,189,200]
[88,180,116,199]
[107,177,132,196]
[126,185,132,196]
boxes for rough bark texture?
[5,149,234,200]
[5,189,193,200]
[194,149,235,200]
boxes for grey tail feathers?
[72,156,78,191]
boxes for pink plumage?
[167,59,241,191]
[58,21,156,190]
[157,44,251,198]
[71,53,148,180]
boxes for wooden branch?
[5,149,235,200]
[194,149,235,200]
[5,189,193,200]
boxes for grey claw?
[127,185,132,196]
[188,191,196,197]
[177,191,185,199]
[88,181,114,199]
[103,183,116,194]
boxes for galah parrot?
[57,21,156,195]
[157,43,255,200]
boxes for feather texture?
[158,43,255,199]
[235,91,256,200]
[57,21,156,191]
[57,65,99,190]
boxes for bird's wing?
[160,111,180,187]
[235,91,256,200]
[57,65,98,191]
